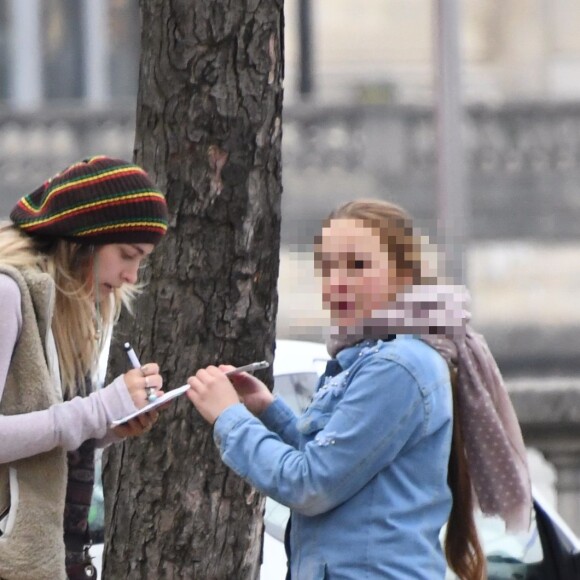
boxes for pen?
[124,342,157,402]
[225,361,269,375]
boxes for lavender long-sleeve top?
[0,274,138,463]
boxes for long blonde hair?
[0,222,132,398]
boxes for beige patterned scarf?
[327,284,532,533]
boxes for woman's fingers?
[124,367,164,408]
[186,367,239,424]
[112,411,159,438]
[137,410,159,428]
[140,362,160,376]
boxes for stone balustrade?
[2,102,580,243]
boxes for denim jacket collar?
[335,336,396,371]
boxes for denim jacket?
[214,336,453,579]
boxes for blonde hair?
[0,222,133,398]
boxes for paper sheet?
[110,384,190,426]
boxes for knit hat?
[10,156,168,245]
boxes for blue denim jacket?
[214,336,453,579]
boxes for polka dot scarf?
[327,284,532,533]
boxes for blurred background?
[2,0,580,532]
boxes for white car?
[91,339,580,579]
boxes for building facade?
[2,0,580,109]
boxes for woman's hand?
[186,366,241,424]
[123,363,164,409]
[112,410,159,438]
[218,364,274,416]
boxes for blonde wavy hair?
[0,222,134,398]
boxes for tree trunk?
[102,1,284,578]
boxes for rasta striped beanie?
[10,155,168,245]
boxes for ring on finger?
[144,376,158,403]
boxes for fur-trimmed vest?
[0,265,67,580]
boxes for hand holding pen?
[186,361,270,424]
[123,342,164,405]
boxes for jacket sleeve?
[213,356,427,516]
[257,396,301,448]
[0,375,139,463]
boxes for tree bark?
[102,1,284,578]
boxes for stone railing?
[2,102,580,241]
[0,107,135,208]
[280,102,580,243]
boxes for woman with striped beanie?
[0,156,169,579]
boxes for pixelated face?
[316,218,407,328]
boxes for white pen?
[124,342,157,402]
[225,361,269,376]
[124,342,141,369]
